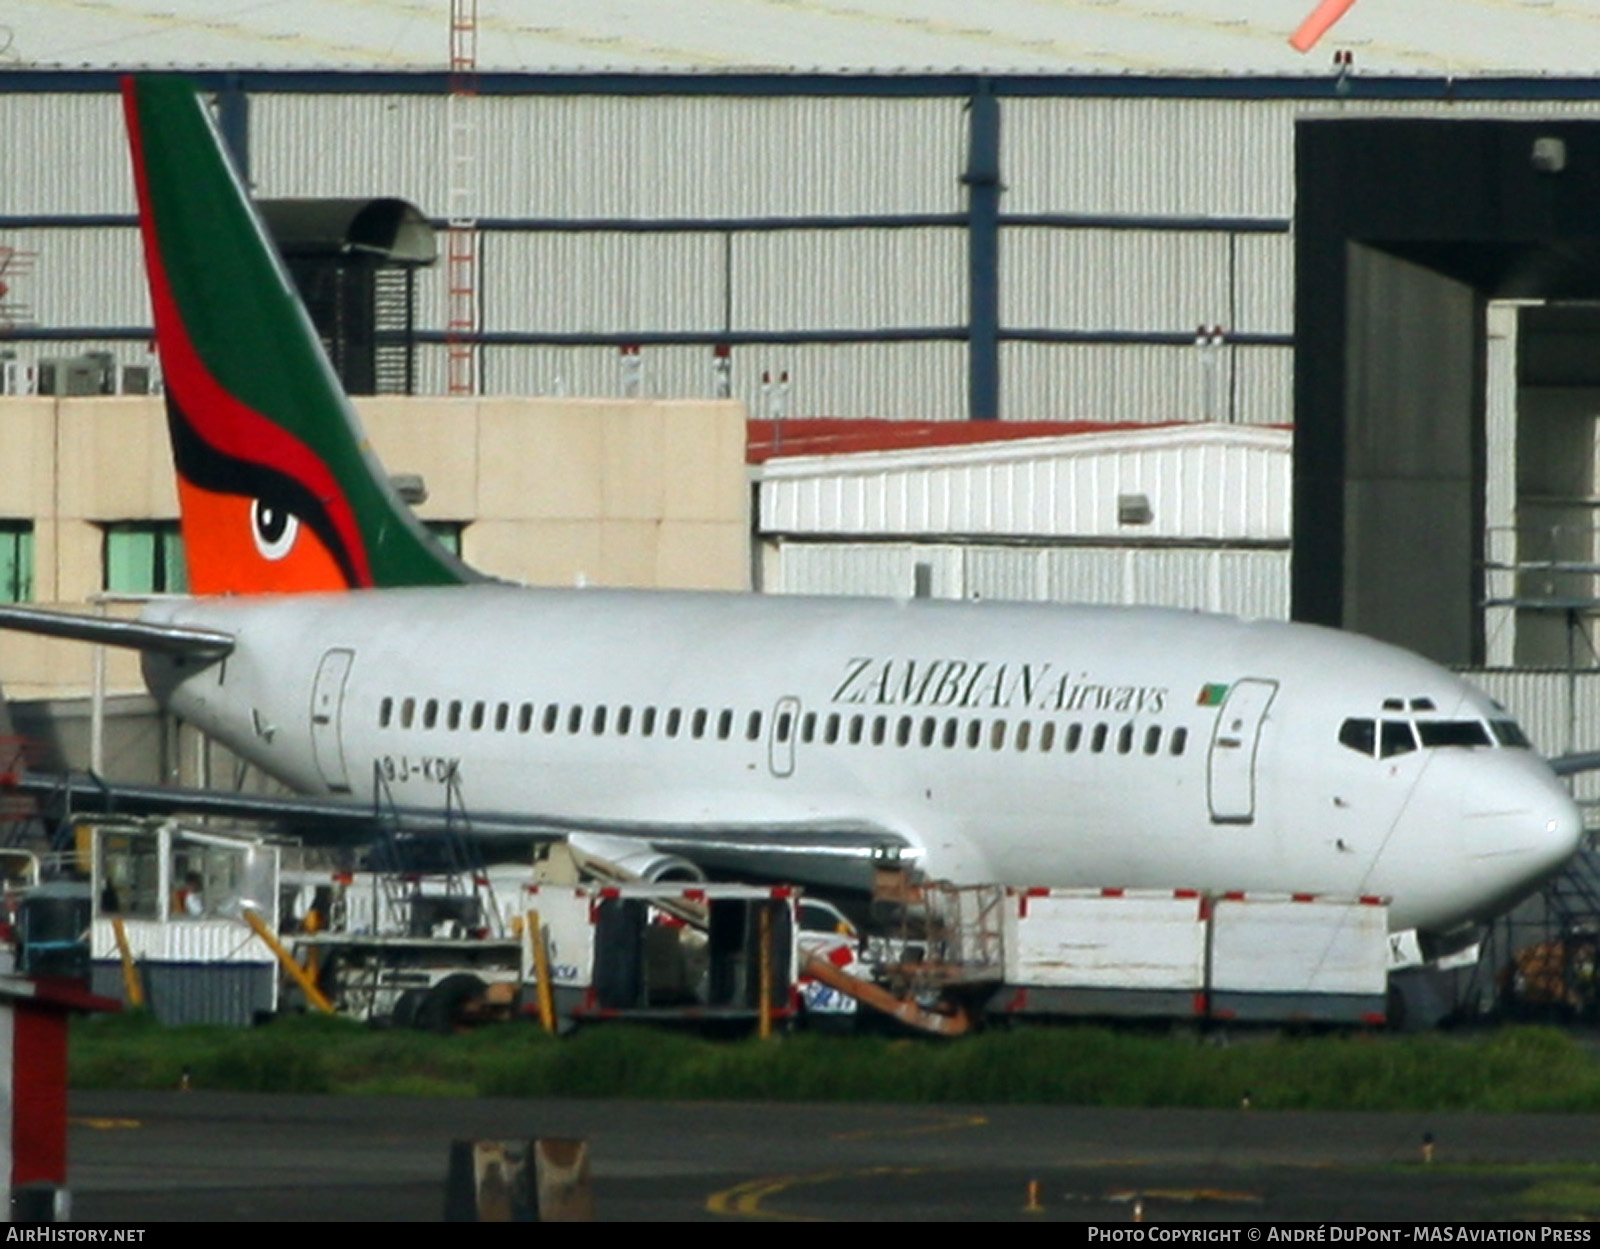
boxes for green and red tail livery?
[122,76,475,595]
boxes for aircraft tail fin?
[122,75,476,595]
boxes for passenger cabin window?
[379,697,393,728]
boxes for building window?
[103,522,187,594]
[0,522,32,602]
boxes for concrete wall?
[0,394,750,699]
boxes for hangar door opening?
[1294,118,1600,668]
[1485,303,1600,671]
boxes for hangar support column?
[965,78,1001,422]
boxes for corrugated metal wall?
[472,340,967,418]
[768,540,1289,618]
[1461,669,1600,809]
[760,427,1291,539]
[1006,229,1231,332]
[1000,340,1291,426]
[1004,98,1299,217]
[4,227,146,330]
[253,93,968,216]
[3,94,133,216]
[90,962,275,1027]
[12,84,1600,416]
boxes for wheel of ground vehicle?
[416,973,487,1034]
[391,988,425,1030]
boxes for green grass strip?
[69,1014,1600,1111]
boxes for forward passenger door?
[1207,678,1278,824]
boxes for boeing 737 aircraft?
[0,78,1583,960]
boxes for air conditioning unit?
[0,358,33,396]
[37,355,108,396]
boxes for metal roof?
[2,0,1599,77]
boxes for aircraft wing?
[0,606,234,658]
[12,769,909,857]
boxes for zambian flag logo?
[1197,683,1231,707]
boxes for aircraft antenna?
[445,0,480,396]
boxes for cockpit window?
[1380,720,1417,758]
[1343,714,1521,757]
[1339,717,1376,756]
[1416,721,1493,748]
[1491,719,1533,749]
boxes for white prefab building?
[758,422,1292,620]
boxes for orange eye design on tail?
[178,479,349,596]
[251,500,300,562]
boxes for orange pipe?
[1290,0,1359,53]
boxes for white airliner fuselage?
[140,585,1583,939]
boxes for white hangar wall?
[770,542,1291,620]
[757,424,1292,620]
[12,82,1600,424]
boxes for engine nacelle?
[567,832,707,884]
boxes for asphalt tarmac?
[65,1091,1600,1222]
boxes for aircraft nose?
[1459,759,1586,884]
[1540,785,1587,870]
